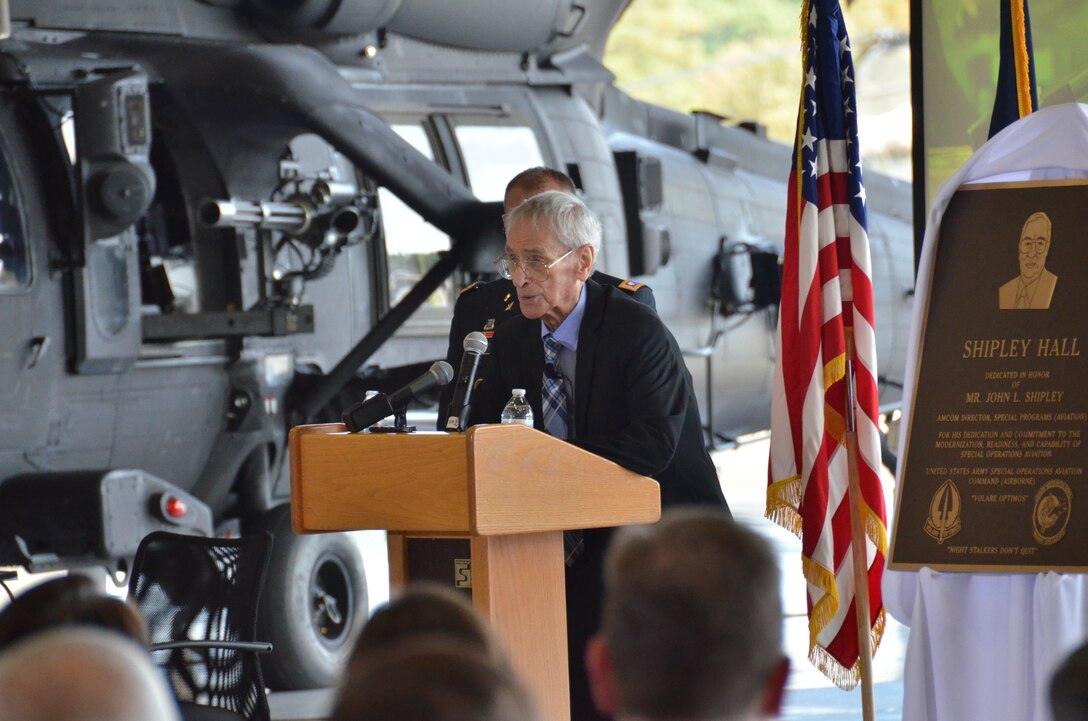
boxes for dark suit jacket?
[468,279,725,510]
[467,279,725,721]
[998,269,1058,309]
[439,271,655,429]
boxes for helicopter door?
[0,138,31,295]
[0,123,37,418]
[0,97,62,461]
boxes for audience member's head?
[350,582,508,668]
[586,508,789,721]
[0,627,180,721]
[332,639,538,721]
[0,574,149,651]
[504,166,576,215]
[1050,640,1088,721]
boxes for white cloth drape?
[884,103,1088,721]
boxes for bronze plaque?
[890,180,1088,571]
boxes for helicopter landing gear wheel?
[257,504,367,689]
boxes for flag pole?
[845,334,876,721]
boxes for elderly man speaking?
[469,190,729,721]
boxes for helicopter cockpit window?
[0,143,30,292]
[452,125,545,202]
[380,124,454,313]
[88,237,131,335]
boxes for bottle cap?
[512,388,526,396]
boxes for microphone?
[445,331,489,432]
[342,360,454,432]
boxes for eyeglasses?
[493,248,574,281]
[1019,238,1048,255]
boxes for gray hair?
[505,189,601,258]
[1021,210,1052,239]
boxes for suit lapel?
[574,280,605,437]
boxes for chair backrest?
[129,531,273,721]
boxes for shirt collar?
[1020,273,1042,289]
[541,283,586,351]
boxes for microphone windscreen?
[463,331,489,355]
[431,360,455,385]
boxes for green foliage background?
[604,0,910,145]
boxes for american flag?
[766,0,888,689]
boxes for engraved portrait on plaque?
[890,180,1088,572]
[998,211,1058,310]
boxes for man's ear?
[757,657,791,717]
[576,244,596,281]
[584,634,617,716]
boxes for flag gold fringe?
[824,351,845,392]
[824,352,847,443]
[765,431,888,560]
[1009,0,1033,118]
[803,555,840,647]
[768,473,890,691]
[865,501,889,556]
[808,607,887,691]
[792,0,812,228]
[871,606,887,661]
[769,467,889,553]
[798,0,811,61]
[811,644,861,691]
[766,474,803,537]
[824,404,846,446]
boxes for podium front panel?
[291,428,471,533]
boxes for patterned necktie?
[542,335,583,564]
[1016,281,1030,309]
[542,335,570,439]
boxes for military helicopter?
[0,0,913,690]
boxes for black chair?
[129,531,273,721]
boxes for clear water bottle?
[500,388,534,427]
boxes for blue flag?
[988,0,1039,138]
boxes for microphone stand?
[368,409,415,433]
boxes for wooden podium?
[289,422,661,721]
